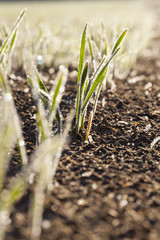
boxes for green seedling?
[29,109,74,240]
[0,9,26,72]
[0,72,28,168]
[27,65,67,142]
[0,76,27,240]
[75,24,127,138]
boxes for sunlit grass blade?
[77,23,88,84]
[76,23,88,133]
[29,116,74,240]
[104,40,108,56]
[36,100,50,143]
[13,106,28,166]
[88,37,97,71]
[8,30,17,56]
[0,70,28,167]
[55,108,62,134]
[80,61,89,97]
[83,56,106,101]
[5,178,26,206]
[27,75,35,88]
[0,69,7,91]
[49,66,68,133]
[49,66,67,117]
[111,28,128,55]
[49,110,75,183]
[0,9,26,56]
[82,48,120,114]
[82,60,107,113]
[85,66,108,138]
[93,64,108,115]
[30,136,64,240]
[50,74,63,115]
[34,66,48,93]
[38,89,50,107]
[76,61,89,133]
[30,181,45,240]
[27,75,50,107]
[91,55,106,81]
[0,112,16,191]
[88,37,94,61]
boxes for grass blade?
[77,23,88,84]
[34,66,48,93]
[82,61,107,113]
[0,70,7,91]
[80,61,89,97]
[76,23,88,134]
[82,47,120,114]
[36,101,50,142]
[88,37,94,61]
[55,108,62,134]
[77,61,89,131]
[49,66,68,133]
[76,61,89,133]
[27,75,50,107]
[111,28,127,55]
[0,9,26,56]
[27,75,35,88]
[50,70,64,116]
[8,30,17,55]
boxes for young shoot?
[75,24,127,137]
[27,65,68,141]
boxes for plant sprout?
[75,24,127,139]
[27,65,68,143]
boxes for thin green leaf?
[82,66,106,113]
[36,101,50,142]
[38,89,50,106]
[8,178,26,205]
[56,107,62,134]
[82,48,120,113]
[80,61,89,97]
[50,72,63,115]
[49,70,63,134]
[49,66,67,133]
[88,38,94,61]
[27,75,34,88]
[27,75,49,107]
[0,70,7,91]
[76,61,89,133]
[34,66,48,93]
[0,121,16,191]
[83,77,90,100]
[0,9,26,55]
[76,23,88,133]
[77,23,88,84]
[9,30,17,54]
[111,28,127,55]
[104,40,108,56]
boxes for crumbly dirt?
[4,12,160,240]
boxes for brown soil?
[4,16,160,240]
